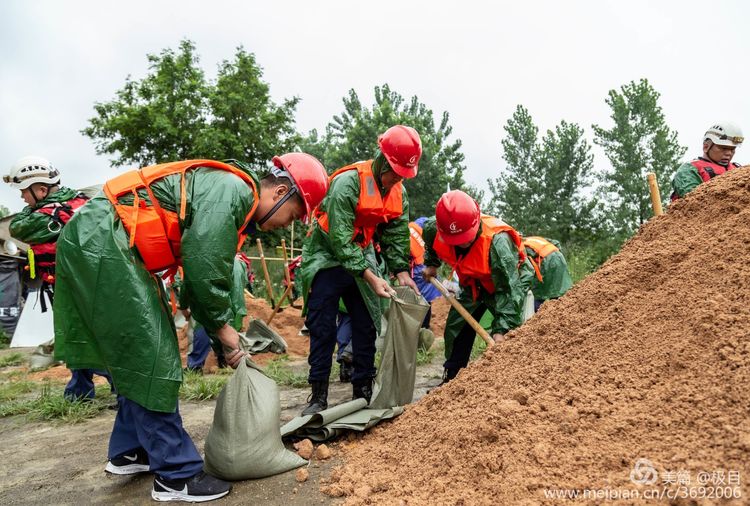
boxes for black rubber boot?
[352,378,373,404]
[442,368,459,384]
[339,362,354,383]
[302,380,329,416]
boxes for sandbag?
[417,328,435,351]
[369,286,430,409]
[204,357,305,480]
[241,318,288,355]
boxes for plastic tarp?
[282,286,428,441]
[10,290,54,348]
[204,357,305,480]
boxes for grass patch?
[180,370,229,401]
[416,345,437,366]
[263,355,308,388]
[0,383,115,423]
[0,329,10,350]
[0,352,25,368]
[470,337,488,361]
[0,378,36,402]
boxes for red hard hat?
[435,190,481,246]
[272,153,329,222]
[377,125,422,178]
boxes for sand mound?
[324,167,750,504]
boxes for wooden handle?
[429,278,494,347]
[267,282,294,325]
[646,172,663,217]
[256,239,276,304]
[281,239,292,286]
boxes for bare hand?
[224,347,247,369]
[422,265,438,281]
[493,333,505,344]
[363,269,397,298]
[396,271,420,295]
[215,324,246,368]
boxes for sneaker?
[105,448,150,475]
[152,471,231,502]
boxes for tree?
[488,106,597,244]
[592,79,686,238]
[82,40,298,168]
[487,105,542,233]
[302,84,467,218]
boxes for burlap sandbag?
[204,357,305,480]
[369,286,430,409]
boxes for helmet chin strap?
[256,186,298,226]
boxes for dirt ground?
[0,347,444,505]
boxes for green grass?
[0,383,116,423]
[263,356,308,388]
[0,352,25,368]
[0,378,36,402]
[416,345,438,366]
[0,329,10,350]
[179,370,230,401]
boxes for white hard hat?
[3,156,61,190]
[704,122,744,147]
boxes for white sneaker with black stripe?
[152,471,231,502]
[105,448,150,475]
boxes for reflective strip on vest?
[317,160,404,248]
[409,222,425,265]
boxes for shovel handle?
[267,282,295,325]
[429,277,494,347]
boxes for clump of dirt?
[176,294,308,370]
[324,167,750,504]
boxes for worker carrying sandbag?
[4,156,113,400]
[422,190,535,384]
[522,236,573,312]
[671,122,744,200]
[53,155,328,503]
[298,125,422,416]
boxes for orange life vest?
[523,236,558,282]
[432,215,527,300]
[104,159,259,273]
[316,161,404,248]
[409,222,425,265]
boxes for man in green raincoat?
[4,155,113,400]
[421,190,535,383]
[298,125,422,415]
[53,154,328,503]
[522,236,573,311]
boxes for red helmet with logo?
[272,153,329,222]
[435,190,481,245]
[377,125,422,178]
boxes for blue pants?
[306,266,376,383]
[336,312,353,363]
[187,327,212,370]
[444,305,487,372]
[64,368,113,400]
[108,397,203,480]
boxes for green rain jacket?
[421,217,534,358]
[10,187,80,245]
[525,239,573,301]
[298,157,410,334]
[53,164,259,412]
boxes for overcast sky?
[1,0,748,213]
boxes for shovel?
[429,277,494,347]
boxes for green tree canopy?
[488,105,597,245]
[82,40,299,168]
[300,84,468,219]
[592,78,686,238]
